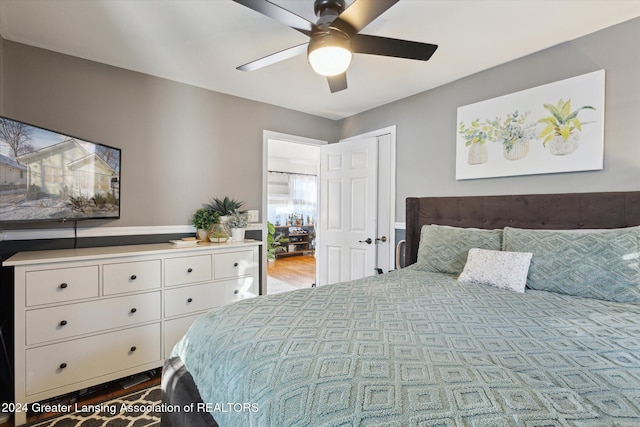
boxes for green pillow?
[503,226,640,305]
[415,225,502,275]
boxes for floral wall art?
[456,69,605,180]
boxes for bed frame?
[405,191,640,266]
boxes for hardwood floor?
[267,254,316,289]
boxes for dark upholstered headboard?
[405,191,640,266]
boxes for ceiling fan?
[232,0,438,93]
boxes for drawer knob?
[233,262,239,267]
[130,274,137,280]
[187,268,193,273]
[59,320,68,326]
[59,363,67,369]
[234,290,239,295]
[187,297,193,303]
[130,346,137,352]
[59,283,68,289]
[130,308,137,314]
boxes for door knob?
[376,236,387,243]
[359,238,373,244]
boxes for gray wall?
[340,17,640,221]
[1,40,339,228]
[2,18,639,229]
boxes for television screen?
[0,116,121,222]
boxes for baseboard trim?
[0,224,264,241]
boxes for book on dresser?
[3,240,261,426]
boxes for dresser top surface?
[4,240,261,266]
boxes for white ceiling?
[0,0,638,120]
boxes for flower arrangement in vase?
[458,120,495,165]
[227,209,249,242]
[490,110,535,161]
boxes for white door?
[318,138,378,286]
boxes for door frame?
[261,126,396,293]
[262,130,327,295]
[340,125,396,273]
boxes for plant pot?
[548,133,580,156]
[468,143,488,165]
[503,138,530,161]
[209,223,229,243]
[196,229,209,241]
[230,227,246,242]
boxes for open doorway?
[261,127,395,294]
[264,136,323,295]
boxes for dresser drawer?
[25,266,99,307]
[103,260,161,295]
[163,313,203,357]
[214,250,255,280]
[26,292,161,345]
[165,254,212,287]
[26,323,161,396]
[164,277,256,318]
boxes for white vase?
[230,228,246,242]
[196,228,209,241]
[548,133,580,156]
[503,138,530,161]
[467,143,488,165]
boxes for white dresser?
[4,240,261,426]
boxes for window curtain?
[267,172,317,225]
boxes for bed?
[162,191,640,426]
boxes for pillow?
[458,248,532,293]
[503,226,640,304]
[415,225,502,275]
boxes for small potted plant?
[458,119,495,165]
[204,196,245,222]
[491,110,535,161]
[209,222,230,243]
[227,209,249,242]
[537,98,596,156]
[190,208,219,241]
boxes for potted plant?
[458,119,495,165]
[204,196,245,221]
[190,208,219,241]
[227,209,249,242]
[267,221,289,261]
[537,98,596,156]
[491,110,535,160]
[209,222,230,243]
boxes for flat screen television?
[0,116,121,223]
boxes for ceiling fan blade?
[232,0,315,35]
[351,34,438,61]
[327,73,348,93]
[237,43,308,71]
[332,0,399,36]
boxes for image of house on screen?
[0,153,27,188]
[17,138,118,200]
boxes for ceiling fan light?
[308,32,352,76]
[309,46,352,76]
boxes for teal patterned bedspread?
[172,267,640,426]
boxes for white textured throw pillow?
[458,248,533,293]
